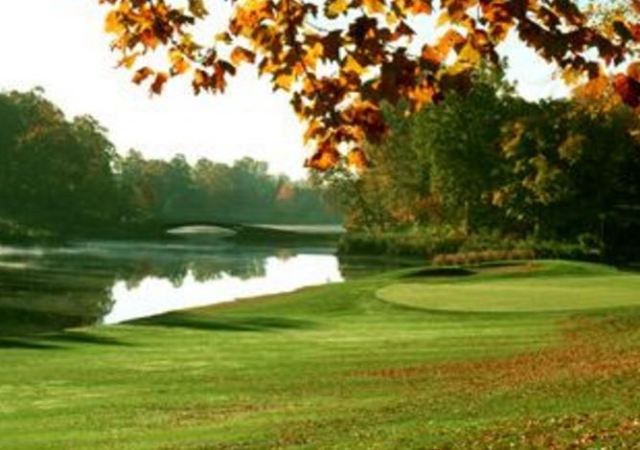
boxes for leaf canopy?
[99,0,640,169]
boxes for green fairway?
[377,261,640,313]
[2,260,640,449]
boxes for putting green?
[377,274,640,313]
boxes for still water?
[0,238,413,336]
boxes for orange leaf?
[363,0,385,15]
[577,75,609,99]
[306,147,340,170]
[628,62,640,81]
[274,73,294,91]
[132,67,154,85]
[347,148,368,169]
[169,49,190,75]
[409,0,432,15]
[230,47,256,66]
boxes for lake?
[0,238,416,337]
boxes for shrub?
[339,226,601,264]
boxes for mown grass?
[2,260,640,449]
[377,260,640,312]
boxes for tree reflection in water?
[0,241,343,337]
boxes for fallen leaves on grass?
[353,313,640,393]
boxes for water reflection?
[0,241,346,336]
[0,240,418,337]
[105,254,342,324]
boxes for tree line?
[0,89,337,240]
[319,67,640,260]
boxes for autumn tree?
[0,90,120,232]
[99,0,640,169]
[320,65,518,232]
[411,65,519,232]
[494,98,640,240]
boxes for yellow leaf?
[259,59,279,75]
[386,11,399,26]
[188,0,208,18]
[169,49,190,75]
[104,11,124,34]
[437,11,450,27]
[304,42,324,68]
[343,55,364,75]
[561,67,583,85]
[326,0,349,18]
[275,73,294,91]
[118,53,139,69]
[457,43,481,65]
[215,32,232,44]
[363,0,385,15]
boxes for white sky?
[0,1,567,179]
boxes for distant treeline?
[0,89,338,240]
[321,67,640,261]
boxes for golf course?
[2,260,640,449]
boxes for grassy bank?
[2,261,640,448]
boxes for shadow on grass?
[133,313,316,333]
[0,330,131,350]
[0,338,62,349]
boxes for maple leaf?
[325,0,349,18]
[391,21,415,41]
[322,31,342,61]
[188,0,208,18]
[628,62,640,81]
[306,146,340,170]
[343,55,365,75]
[132,67,154,85]
[98,0,640,171]
[192,69,209,94]
[408,0,433,15]
[304,42,324,69]
[118,52,140,69]
[104,11,124,34]
[613,74,640,108]
[347,148,368,168]
[421,44,443,69]
[363,0,385,16]
[230,47,256,66]
[274,73,295,91]
[169,49,190,75]
[150,72,169,95]
[456,43,482,66]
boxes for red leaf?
[613,74,640,108]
